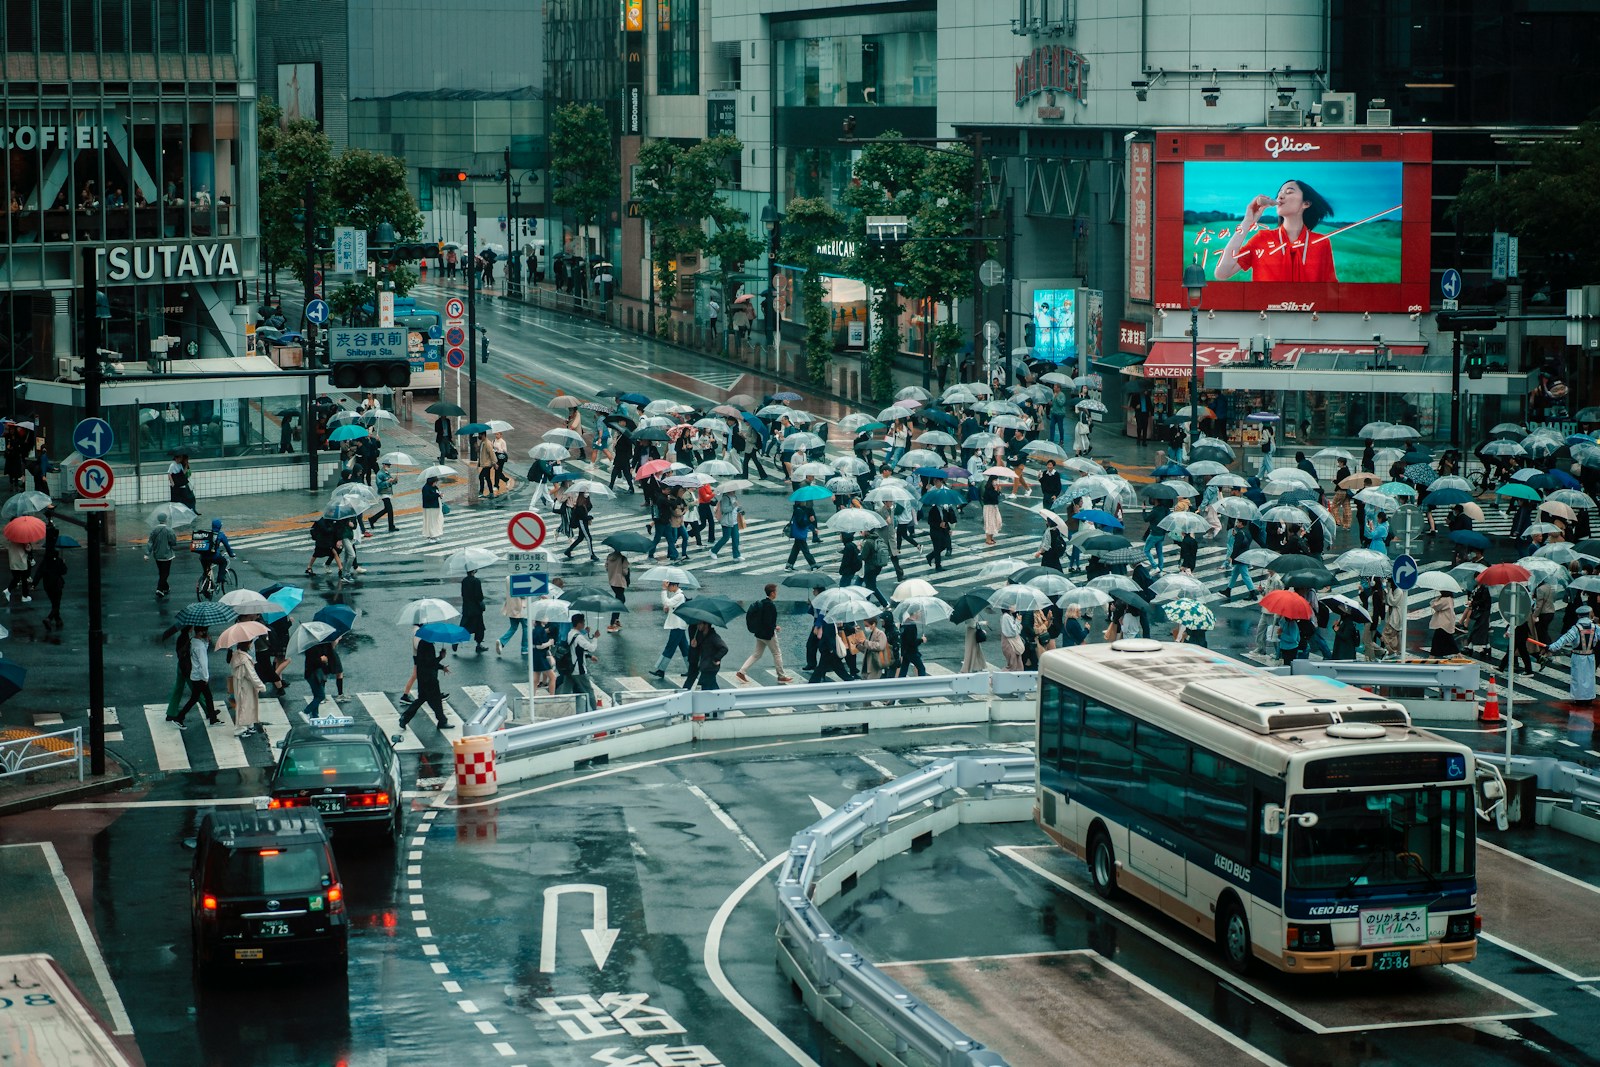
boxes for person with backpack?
[736,583,792,683]
[1036,520,1067,572]
[896,609,928,677]
[556,614,602,710]
[859,532,887,599]
[784,504,819,571]
[1222,520,1258,601]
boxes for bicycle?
[196,557,237,601]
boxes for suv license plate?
[1373,950,1410,971]
[313,795,345,814]
[258,920,292,938]
[234,948,264,960]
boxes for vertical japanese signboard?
[624,0,644,135]
[1127,141,1153,303]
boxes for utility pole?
[302,179,319,492]
[969,131,986,384]
[79,247,106,777]
[467,199,479,424]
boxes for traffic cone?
[1480,675,1501,722]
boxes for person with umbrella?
[687,619,728,690]
[925,497,956,572]
[434,413,454,461]
[558,615,603,710]
[1460,581,1492,659]
[1428,589,1459,657]
[709,488,744,561]
[230,637,266,737]
[37,534,66,630]
[980,473,1004,547]
[173,625,222,728]
[648,580,690,680]
[147,513,179,597]
[398,638,451,732]
[562,490,597,561]
[1330,607,1363,659]
[526,611,557,695]
[460,567,487,654]
[167,451,196,513]
[784,502,820,571]
[1222,521,1259,602]
[607,428,636,494]
[998,607,1025,669]
[602,547,632,633]
[421,474,445,543]
[4,519,34,604]
[371,462,399,533]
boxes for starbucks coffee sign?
[94,241,243,284]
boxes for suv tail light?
[267,797,306,808]
[202,895,218,911]
[328,884,345,913]
[347,792,391,808]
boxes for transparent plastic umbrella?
[989,585,1052,612]
[149,502,198,529]
[697,459,741,477]
[865,484,913,504]
[527,599,576,623]
[395,598,460,625]
[528,442,570,461]
[330,483,380,511]
[0,492,52,520]
[640,565,700,588]
[893,596,952,625]
[378,451,418,467]
[446,547,502,575]
[823,510,886,533]
[892,578,938,602]
[291,621,338,654]
[831,456,871,476]
[1057,587,1112,610]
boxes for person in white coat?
[648,581,689,681]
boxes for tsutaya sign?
[0,124,108,150]
[1014,44,1090,108]
[94,241,243,284]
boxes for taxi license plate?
[258,920,292,938]
[313,795,345,814]
[234,948,264,960]
[1373,950,1410,971]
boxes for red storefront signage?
[1127,141,1152,303]
[1118,319,1149,355]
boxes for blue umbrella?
[455,422,491,436]
[618,392,651,407]
[740,412,770,439]
[551,471,582,482]
[1448,530,1490,550]
[857,422,889,433]
[922,488,965,508]
[1151,462,1189,478]
[313,604,357,636]
[416,622,472,645]
[54,535,80,548]
[1547,469,1583,489]
[921,410,959,428]
[0,657,25,704]
[915,467,949,479]
[1422,488,1472,509]
[261,584,304,621]
[790,485,832,502]
[327,424,369,442]
[771,391,803,402]
[1075,508,1123,529]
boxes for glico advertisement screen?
[1152,130,1431,314]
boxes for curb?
[0,750,138,817]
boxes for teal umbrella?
[1495,483,1542,502]
[327,424,369,442]
[789,485,832,502]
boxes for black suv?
[266,718,404,842]
[190,809,349,974]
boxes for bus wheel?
[1217,898,1253,975]
[1089,831,1118,900]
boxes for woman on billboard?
[1213,180,1337,283]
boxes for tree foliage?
[778,197,847,386]
[257,95,333,288]
[634,136,760,333]
[903,146,979,381]
[1453,119,1600,288]
[550,102,619,260]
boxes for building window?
[779,31,936,109]
[656,0,697,96]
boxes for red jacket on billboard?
[1228,226,1337,283]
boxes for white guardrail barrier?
[775,755,1034,1067]
[0,726,86,782]
[1476,754,1600,811]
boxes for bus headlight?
[1286,923,1332,951]
[1445,913,1479,942]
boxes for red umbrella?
[1260,589,1313,621]
[635,459,672,479]
[1478,563,1532,587]
[2,515,45,544]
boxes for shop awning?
[1141,339,1428,379]
[21,356,314,408]
[1094,351,1146,368]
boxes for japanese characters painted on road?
[507,511,547,551]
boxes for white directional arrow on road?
[539,883,620,973]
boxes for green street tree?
[1453,118,1600,288]
[777,197,847,386]
[550,102,620,264]
[325,149,426,320]
[634,135,762,336]
[257,95,333,290]
[902,145,979,387]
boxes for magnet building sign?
[94,241,243,284]
[1014,45,1090,107]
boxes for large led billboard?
[1030,288,1076,364]
[1152,131,1431,314]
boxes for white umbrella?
[896,385,932,403]
[1266,468,1318,490]
[1022,441,1069,462]
[418,465,457,481]
[1057,587,1112,610]
[378,451,418,467]
[714,480,754,495]
[1261,504,1312,525]
[791,462,835,480]
[989,585,1052,611]
[1209,473,1251,489]
[915,431,958,448]
[1333,549,1393,578]
[330,483,380,510]
[963,433,1003,451]
[697,459,741,477]
[832,456,871,476]
[542,428,586,446]
[218,590,275,615]
[665,473,715,488]
[878,405,916,422]
[1158,512,1211,535]
[1235,548,1281,568]
[813,588,877,615]
[640,565,700,588]
[865,484,914,504]
[892,578,938,602]
[1157,479,1199,498]
[446,547,502,576]
[839,412,879,433]
[1087,574,1139,593]
[893,596,953,624]
[897,449,945,470]
[396,598,460,625]
[567,480,614,497]
[645,399,691,416]
[824,510,886,533]
[528,443,570,461]
[1188,461,1230,478]
[781,432,826,453]
[1151,574,1210,601]
[484,420,514,434]
[1026,573,1078,598]
[291,621,338,654]
[1062,457,1105,477]
[1413,571,1462,594]
[941,387,979,406]
[527,599,576,623]
[1034,506,1070,533]
[1217,497,1260,521]
[827,598,887,623]
[827,476,860,496]
[978,559,1029,581]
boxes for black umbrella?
[1278,488,1319,505]
[605,414,638,430]
[675,605,727,627]
[631,427,670,442]
[1578,539,1600,557]
[570,594,628,613]
[1008,565,1059,583]
[426,401,466,417]
[1083,534,1132,553]
[0,657,25,705]
[949,590,996,624]
[782,572,835,589]
[1189,446,1233,466]
[1268,554,1327,575]
[1110,588,1153,614]
[273,408,300,419]
[1099,546,1148,565]
[602,531,654,553]
[684,595,744,625]
[921,409,959,429]
[1141,483,1181,500]
[176,601,238,628]
[1284,571,1336,589]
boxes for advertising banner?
[1030,289,1076,365]
[1153,131,1431,314]
[1127,141,1153,303]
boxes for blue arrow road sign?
[1392,554,1419,591]
[73,417,114,459]
[306,298,330,325]
[508,571,550,599]
[1440,269,1462,301]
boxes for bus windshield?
[1288,786,1474,891]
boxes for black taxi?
[266,716,404,842]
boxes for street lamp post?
[462,183,479,425]
[1184,258,1208,456]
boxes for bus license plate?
[313,795,345,814]
[257,920,292,938]
[234,948,264,960]
[1373,950,1410,971]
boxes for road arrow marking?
[539,883,620,973]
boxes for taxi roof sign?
[306,715,356,728]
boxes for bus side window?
[1038,680,1083,793]
[1081,697,1134,799]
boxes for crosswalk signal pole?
[80,247,107,777]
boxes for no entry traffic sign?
[75,458,114,498]
[506,511,547,550]
[446,346,467,369]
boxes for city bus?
[1035,638,1485,975]
[359,296,442,393]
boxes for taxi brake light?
[259,849,280,856]
[202,895,218,911]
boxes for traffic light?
[437,169,467,185]
[1436,311,1499,333]
[1465,349,1487,380]
[385,242,440,264]
[328,329,412,389]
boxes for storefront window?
[779,31,936,108]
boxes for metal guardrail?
[0,727,86,782]
[1289,658,1481,692]
[489,671,1040,759]
[1476,754,1600,811]
[775,756,1033,1067]
[461,691,510,736]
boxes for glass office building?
[1,0,258,406]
